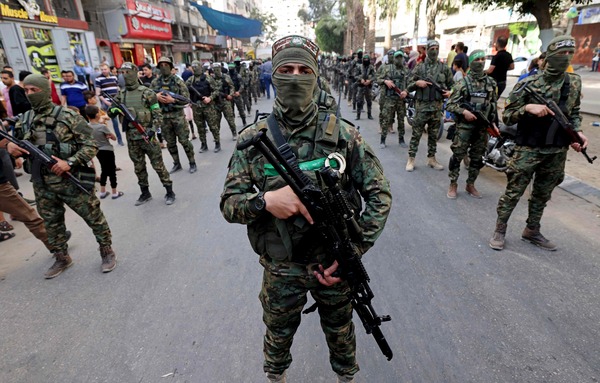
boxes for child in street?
[86,105,123,200]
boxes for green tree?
[249,8,278,42]
[298,0,340,24]
[462,0,591,50]
[315,17,346,54]
[378,0,400,50]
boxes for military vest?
[189,74,211,102]
[231,72,241,91]
[385,64,407,98]
[414,61,447,102]
[154,75,184,112]
[22,106,78,160]
[121,86,152,129]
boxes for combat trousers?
[0,182,50,250]
[448,127,487,184]
[496,148,567,227]
[408,104,443,158]
[380,96,406,139]
[259,268,359,377]
[192,104,221,145]
[231,96,246,122]
[162,110,195,165]
[356,85,373,114]
[217,101,237,136]
[34,180,111,252]
[126,135,172,187]
[242,89,252,113]
[349,82,358,106]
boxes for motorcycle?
[482,123,517,172]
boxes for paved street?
[1,90,600,383]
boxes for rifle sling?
[545,74,570,145]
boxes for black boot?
[352,102,356,111]
[199,141,208,153]
[189,162,197,174]
[399,136,407,148]
[380,136,386,149]
[367,110,373,120]
[214,142,221,153]
[355,110,361,120]
[135,186,152,206]
[164,185,176,206]
[169,162,182,174]
[242,117,247,126]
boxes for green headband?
[469,50,486,65]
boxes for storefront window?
[121,50,134,63]
[143,46,157,65]
[21,27,60,81]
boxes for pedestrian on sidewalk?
[591,43,600,72]
[489,35,589,252]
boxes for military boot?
[165,185,176,206]
[447,183,458,199]
[99,245,117,273]
[135,186,152,206]
[189,162,198,174]
[199,141,209,153]
[521,225,557,251]
[398,136,407,148]
[242,116,247,125]
[214,142,221,153]
[45,251,73,279]
[355,110,361,120]
[337,374,356,383]
[489,222,507,250]
[427,156,444,170]
[266,371,286,383]
[232,132,238,141]
[367,109,373,120]
[379,136,386,149]
[169,162,182,174]
[352,102,356,111]
[406,157,415,172]
[466,184,482,199]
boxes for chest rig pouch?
[156,76,181,113]
[516,74,571,148]
[122,87,151,131]
[253,112,361,265]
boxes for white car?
[507,56,529,77]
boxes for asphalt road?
[1,93,599,383]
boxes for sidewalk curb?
[559,174,600,208]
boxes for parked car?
[507,56,529,76]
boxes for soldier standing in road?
[354,54,376,120]
[346,50,360,110]
[228,63,247,126]
[445,50,498,199]
[405,40,453,172]
[7,74,116,278]
[220,35,392,383]
[235,58,252,114]
[186,61,223,153]
[378,51,410,148]
[151,56,197,174]
[212,63,238,143]
[108,62,175,206]
[489,35,588,251]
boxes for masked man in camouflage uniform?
[220,35,392,383]
[378,51,409,148]
[7,74,116,278]
[151,56,197,174]
[445,50,498,199]
[235,58,252,114]
[346,50,361,110]
[229,63,248,126]
[108,62,175,206]
[186,61,223,153]
[406,40,453,172]
[489,35,588,251]
[249,61,259,103]
[212,63,238,143]
[354,54,375,120]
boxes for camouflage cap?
[387,49,395,56]
[157,56,173,68]
[120,62,138,71]
[427,40,439,50]
[546,35,576,57]
[468,49,486,65]
[272,35,319,75]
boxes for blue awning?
[191,3,262,39]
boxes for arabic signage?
[0,0,58,24]
[123,0,172,40]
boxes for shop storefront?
[103,0,173,67]
[0,0,99,81]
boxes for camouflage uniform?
[377,58,409,144]
[346,54,359,109]
[15,106,111,254]
[229,68,247,125]
[213,69,238,138]
[151,72,196,169]
[239,64,253,113]
[354,57,375,119]
[220,36,392,381]
[186,71,222,151]
[445,72,497,186]
[496,73,581,227]
[114,85,172,189]
[314,77,338,114]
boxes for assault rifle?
[0,129,91,195]
[187,85,209,104]
[102,92,154,144]
[155,90,195,106]
[390,84,407,98]
[416,76,448,97]
[237,129,393,361]
[459,102,500,138]
[522,85,597,164]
